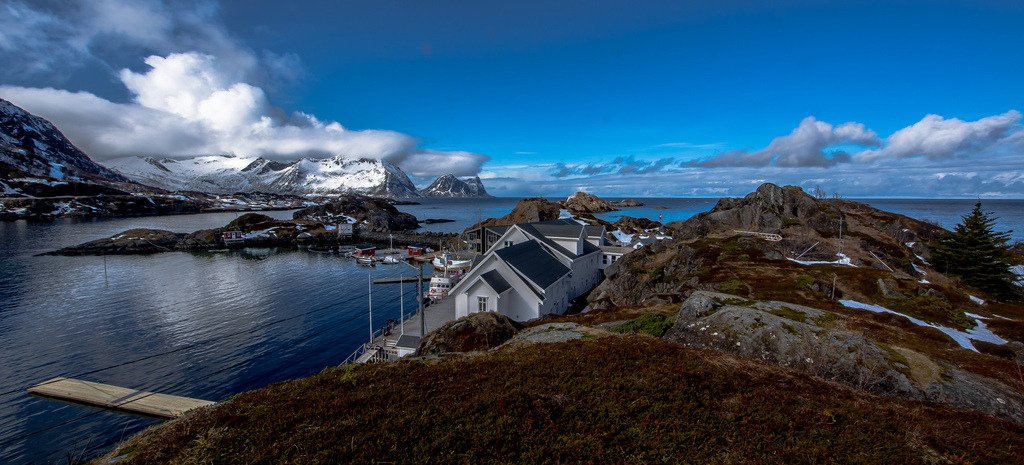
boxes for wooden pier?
[28,377,215,419]
[372,276,431,285]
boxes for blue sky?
[1,0,1022,197]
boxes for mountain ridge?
[420,173,492,197]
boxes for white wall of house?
[453,255,544,322]
[599,252,624,270]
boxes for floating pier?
[28,377,215,419]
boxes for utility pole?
[399,274,405,336]
[417,262,425,337]
[368,273,373,343]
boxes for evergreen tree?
[931,202,1015,297]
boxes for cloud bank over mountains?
[0,0,487,177]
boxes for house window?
[478,296,488,312]
[602,255,609,265]
[504,240,514,247]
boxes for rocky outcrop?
[417,313,523,355]
[561,191,618,214]
[470,197,562,229]
[665,291,1024,425]
[293,195,419,232]
[42,229,184,255]
[612,198,644,207]
[419,174,491,197]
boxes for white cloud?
[1,51,487,176]
[856,110,1023,162]
[693,116,881,167]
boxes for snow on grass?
[915,254,930,265]
[839,299,1008,352]
[788,252,856,267]
[968,295,986,306]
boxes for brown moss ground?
[104,337,1024,465]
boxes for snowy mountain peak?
[105,154,421,197]
[0,98,130,183]
[420,173,492,197]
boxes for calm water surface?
[1,197,1021,463]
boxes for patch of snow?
[968,295,986,306]
[788,253,856,267]
[839,299,1007,352]
[915,254,930,265]
[324,225,336,231]
[1011,265,1024,287]
[911,263,926,275]
[905,241,915,248]
[243,228,278,239]
[0,181,18,195]
[964,312,988,320]
[48,162,64,179]
[918,278,930,284]
[558,209,573,219]
[610,229,633,245]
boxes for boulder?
[470,198,562,229]
[664,291,1024,425]
[561,191,618,214]
[417,313,524,355]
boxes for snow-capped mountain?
[0,98,131,184]
[420,174,492,197]
[105,155,421,197]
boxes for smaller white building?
[451,220,607,322]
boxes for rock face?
[417,313,523,355]
[0,98,138,194]
[561,191,618,214]
[293,195,419,232]
[105,155,421,198]
[0,195,204,220]
[664,291,1024,425]
[419,174,492,197]
[471,197,561,229]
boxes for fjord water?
[1,197,1021,463]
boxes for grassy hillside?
[101,336,1023,464]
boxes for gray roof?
[517,224,577,258]
[530,223,584,238]
[532,219,604,238]
[395,335,421,349]
[495,240,570,289]
[481,269,512,293]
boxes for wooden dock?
[373,276,431,285]
[28,377,216,419]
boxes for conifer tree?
[931,202,1015,297]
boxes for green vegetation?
[931,202,1016,297]
[102,338,1024,464]
[890,295,972,329]
[767,306,807,323]
[609,313,674,337]
[719,278,746,294]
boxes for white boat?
[380,255,403,265]
[356,256,377,266]
[432,253,472,273]
[427,273,462,300]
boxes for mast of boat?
[367,272,373,343]
[399,274,405,336]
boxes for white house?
[451,220,607,322]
